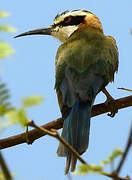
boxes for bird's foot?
[102,88,118,118]
[106,101,118,118]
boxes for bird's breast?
[56,38,104,73]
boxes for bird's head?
[15,10,103,42]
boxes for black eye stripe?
[57,15,85,27]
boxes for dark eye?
[57,15,85,27]
[64,16,72,24]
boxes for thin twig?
[110,172,130,180]
[28,121,87,164]
[0,151,12,180]
[28,121,130,180]
[0,95,132,150]
[118,88,132,92]
[116,122,132,174]
[101,171,130,180]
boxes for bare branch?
[0,151,12,180]
[28,121,87,164]
[118,88,132,92]
[27,121,131,180]
[0,95,132,150]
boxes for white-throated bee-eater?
[15,9,119,174]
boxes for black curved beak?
[14,26,53,38]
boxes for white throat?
[51,25,78,42]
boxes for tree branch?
[0,151,12,180]
[0,95,132,150]
[27,121,131,180]
[116,122,132,174]
[28,121,87,165]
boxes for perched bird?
[15,10,118,174]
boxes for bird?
[15,9,119,174]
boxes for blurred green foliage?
[0,11,10,18]
[0,11,16,59]
[0,171,5,180]
[75,148,123,176]
[0,25,16,33]
[22,96,43,108]
[0,11,15,132]
[100,148,123,167]
[0,41,15,58]
[6,95,43,127]
[0,12,44,179]
[0,82,12,116]
[0,11,44,130]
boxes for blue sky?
[1,0,132,180]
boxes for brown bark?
[0,95,132,150]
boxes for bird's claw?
[105,98,118,118]
[102,88,118,118]
[107,109,118,117]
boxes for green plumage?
[14,9,119,174]
[55,27,118,90]
[55,26,118,173]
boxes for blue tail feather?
[57,100,92,173]
[57,72,104,173]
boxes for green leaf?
[0,11,10,18]
[0,82,12,116]
[5,108,28,127]
[100,148,123,167]
[75,164,103,175]
[0,105,11,116]
[0,41,15,58]
[0,171,5,180]
[0,25,16,33]
[22,96,43,107]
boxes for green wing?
[55,31,119,90]
[105,35,119,72]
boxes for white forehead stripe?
[54,10,92,24]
